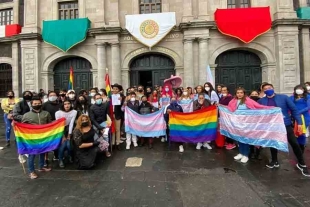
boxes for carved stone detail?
[23,48,35,90]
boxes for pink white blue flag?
[178,100,193,113]
[125,107,166,137]
[218,105,288,152]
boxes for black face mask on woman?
[81,122,89,127]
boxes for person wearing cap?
[111,83,125,150]
[67,90,76,108]
[258,83,310,177]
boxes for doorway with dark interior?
[139,71,152,88]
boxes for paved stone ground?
[0,117,310,206]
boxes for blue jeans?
[239,142,249,156]
[3,113,12,141]
[58,140,71,160]
[28,154,45,173]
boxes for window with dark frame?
[58,1,78,20]
[227,0,250,8]
[0,9,13,26]
[140,0,161,14]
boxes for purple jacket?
[219,95,233,106]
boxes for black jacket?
[113,94,125,120]
[42,101,61,121]
[13,100,31,122]
[89,102,109,130]
[127,100,140,113]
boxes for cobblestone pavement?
[0,116,309,207]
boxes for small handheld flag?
[68,66,74,90]
[105,72,115,133]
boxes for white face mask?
[205,87,210,91]
[99,92,103,95]
[130,97,136,102]
[307,86,310,91]
[296,89,304,95]
[68,94,75,99]
[222,93,227,97]
[48,96,57,102]
[165,88,169,92]
[183,92,188,96]
[90,92,96,96]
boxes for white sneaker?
[133,142,138,147]
[161,137,165,142]
[126,144,130,150]
[18,155,26,163]
[234,154,243,160]
[196,143,203,150]
[119,140,124,144]
[203,142,212,150]
[121,137,127,141]
[179,145,184,153]
[241,156,249,163]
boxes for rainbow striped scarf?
[14,118,66,155]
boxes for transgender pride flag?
[218,105,288,152]
[125,107,166,137]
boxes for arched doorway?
[53,57,93,92]
[0,63,12,97]
[215,50,262,93]
[130,54,175,88]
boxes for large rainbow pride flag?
[169,105,218,143]
[218,105,288,152]
[14,118,66,155]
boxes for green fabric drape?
[297,7,310,20]
[42,18,90,52]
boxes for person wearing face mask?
[136,85,145,101]
[193,85,210,101]
[22,96,52,179]
[305,82,310,95]
[175,88,183,101]
[88,88,98,105]
[146,87,152,99]
[258,83,310,177]
[1,90,20,147]
[164,98,184,152]
[89,94,112,154]
[72,115,101,169]
[42,91,61,164]
[219,86,235,150]
[55,100,78,168]
[58,89,67,104]
[139,96,155,149]
[249,90,260,102]
[180,88,191,100]
[289,85,310,155]
[204,82,219,105]
[75,95,90,117]
[193,93,212,150]
[148,90,159,107]
[123,92,140,149]
[66,90,76,108]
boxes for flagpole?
[21,162,26,174]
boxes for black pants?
[226,137,234,144]
[270,126,305,165]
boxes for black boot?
[5,141,10,147]
[254,147,262,160]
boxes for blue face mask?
[264,89,275,97]
[171,100,177,105]
[95,99,103,105]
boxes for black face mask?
[138,89,143,93]
[23,95,32,101]
[250,96,260,101]
[32,105,42,110]
[60,94,66,97]
[8,95,13,99]
[79,100,85,104]
[142,101,148,104]
[146,92,151,95]
[81,122,89,127]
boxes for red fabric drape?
[214,7,271,43]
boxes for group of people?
[1,81,310,178]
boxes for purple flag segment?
[218,105,288,152]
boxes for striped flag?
[178,99,193,113]
[105,73,115,133]
[206,65,214,86]
[218,105,288,152]
[125,107,166,137]
[0,24,21,38]
[68,66,74,90]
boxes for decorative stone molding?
[0,57,13,65]
[122,46,182,69]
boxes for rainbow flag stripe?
[105,73,115,133]
[105,73,111,98]
[169,105,218,143]
[68,66,74,90]
[14,118,66,155]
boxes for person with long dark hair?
[1,90,19,147]
[289,85,310,154]
[204,82,219,104]
[75,95,89,117]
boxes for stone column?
[109,0,120,27]
[96,43,107,89]
[182,0,193,22]
[301,28,310,83]
[12,42,19,97]
[183,38,194,87]
[22,0,40,33]
[121,68,129,90]
[111,42,121,84]
[209,64,217,85]
[261,63,277,89]
[300,0,308,7]
[162,0,170,12]
[274,0,296,19]
[198,38,209,85]
[198,0,209,21]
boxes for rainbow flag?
[14,118,66,155]
[68,66,74,90]
[169,105,218,143]
[105,73,115,133]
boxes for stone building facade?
[0,0,310,97]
